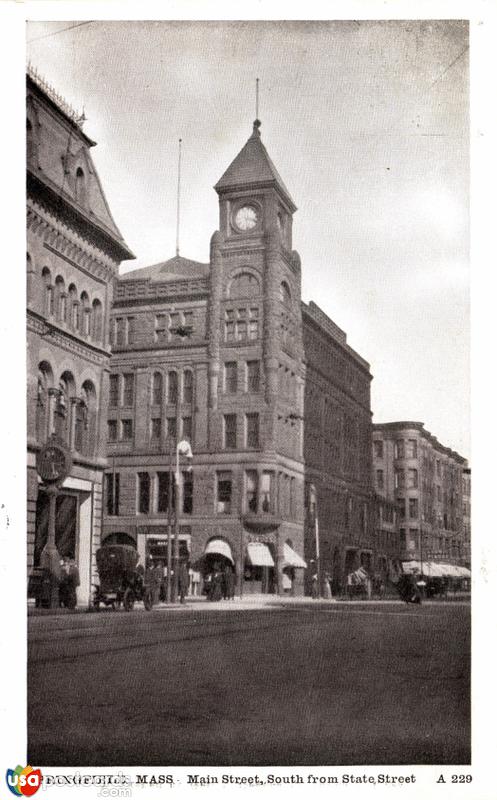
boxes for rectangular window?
[169,312,180,336]
[224,414,237,449]
[407,439,417,459]
[155,314,167,342]
[395,440,405,459]
[127,316,136,345]
[409,528,419,547]
[182,471,193,514]
[408,468,418,489]
[247,360,260,393]
[107,420,117,442]
[138,472,150,514]
[436,460,441,478]
[121,419,133,441]
[182,416,192,441]
[374,440,383,458]
[106,472,120,516]
[397,498,406,520]
[395,469,405,489]
[225,310,235,342]
[399,528,406,548]
[109,375,119,407]
[249,307,259,340]
[224,362,237,394]
[246,470,258,513]
[437,485,442,501]
[261,471,274,513]
[152,373,163,405]
[217,471,232,514]
[167,417,177,440]
[409,498,418,519]
[151,418,161,440]
[236,319,247,340]
[376,469,384,489]
[115,317,125,347]
[183,311,194,332]
[157,472,175,513]
[168,371,178,404]
[123,373,134,406]
[246,413,260,448]
[183,370,193,404]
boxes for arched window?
[75,167,87,206]
[77,380,97,456]
[168,371,178,405]
[183,369,193,404]
[55,276,66,322]
[42,268,53,317]
[152,372,163,405]
[68,284,78,328]
[36,362,53,444]
[92,299,103,341]
[228,271,260,299]
[80,292,90,337]
[279,281,292,307]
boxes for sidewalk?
[28,591,470,616]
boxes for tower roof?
[215,120,296,211]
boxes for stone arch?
[279,280,292,307]
[92,298,103,341]
[226,267,260,299]
[80,291,90,337]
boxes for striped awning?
[282,543,307,569]
[246,542,274,567]
[402,561,471,579]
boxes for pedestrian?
[178,558,189,604]
[224,564,235,600]
[311,573,319,599]
[323,572,332,599]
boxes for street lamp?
[171,439,193,603]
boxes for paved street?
[28,602,470,766]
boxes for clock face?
[37,439,71,483]
[235,205,259,231]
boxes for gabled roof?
[215,120,296,211]
[120,254,210,282]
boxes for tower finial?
[175,138,182,257]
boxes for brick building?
[301,302,375,595]
[103,121,307,595]
[372,422,468,569]
[27,68,134,605]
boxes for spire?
[214,120,296,212]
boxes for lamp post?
[309,483,320,598]
[172,439,193,603]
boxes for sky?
[26,19,470,456]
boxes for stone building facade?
[104,121,307,595]
[372,422,468,567]
[27,69,134,605]
[301,302,375,594]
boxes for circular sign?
[36,435,72,484]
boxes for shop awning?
[402,561,471,578]
[246,542,274,567]
[204,539,234,563]
[282,543,307,569]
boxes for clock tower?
[207,119,306,593]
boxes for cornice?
[27,201,117,284]
[27,310,110,366]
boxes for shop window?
[246,413,259,448]
[246,471,258,513]
[217,472,232,514]
[247,360,260,392]
[225,362,237,394]
[224,414,237,449]
[182,472,193,514]
[138,472,150,514]
[106,473,120,516]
